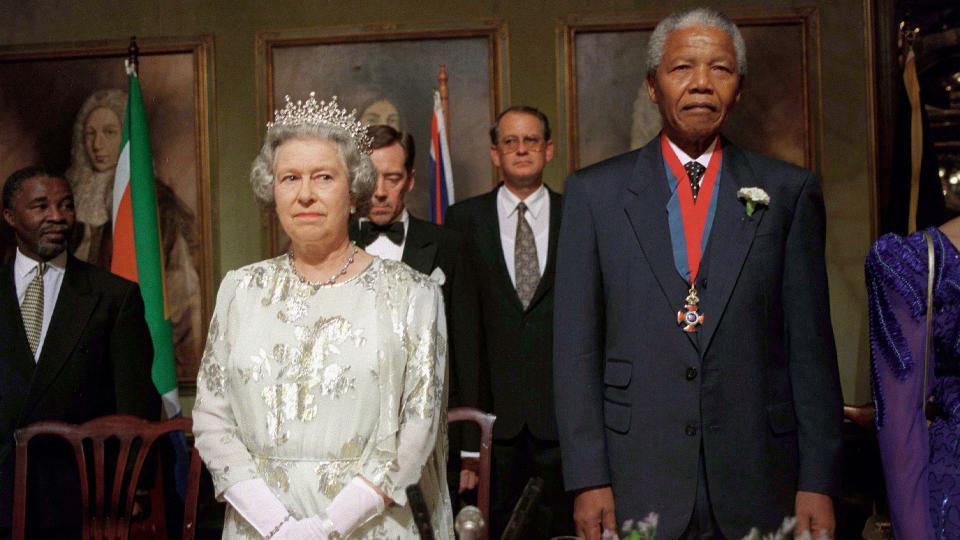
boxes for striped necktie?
[21,261,46,356]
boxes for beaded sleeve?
[866,231,936,539]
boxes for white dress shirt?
[360,209,409,261]
[497,184,550,285]
[14,248,67,361]
[667,136,717,173]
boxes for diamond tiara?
[267,92,373,154]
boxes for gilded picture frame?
[558,8,820,173]
[257,21,509,256]
[0,36,217,385]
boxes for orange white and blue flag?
[428,90,454,224]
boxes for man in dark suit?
[446,106,573,538]
[554,8,843,540]
[0,166,159,537]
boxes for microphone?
[406,483,435,540]
[500,477,544,540]
[454,505,485,540]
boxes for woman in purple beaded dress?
[867,219,960,539]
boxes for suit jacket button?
[685,367,698,380]
[685,424,697,436]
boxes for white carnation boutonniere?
[736,187,770,217]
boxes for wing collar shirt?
[360,209,409,261]
[14,248,68,361]
[497,183,549,286]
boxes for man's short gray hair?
[249,123,376,218]
[646,8,747,77]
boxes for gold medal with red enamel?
[677,286,704,333]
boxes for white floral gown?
[193,255,454,539]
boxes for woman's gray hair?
[646,8,747,77]
[249,123,376,218]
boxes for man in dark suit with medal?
[446,106,573,538]
[554,8,843,540]
[0,166,159,537]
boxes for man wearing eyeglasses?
[445,106,573,538]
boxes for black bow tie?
[360,220,405,246]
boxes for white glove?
[274,516,330,540]
[224,478,291,538]
[327,477,386,537]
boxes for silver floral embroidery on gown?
[193,256,453,539]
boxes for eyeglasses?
[497,135,545,153]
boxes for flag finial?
[126,36,139,76]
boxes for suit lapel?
[696,142,766,355]
[623,141,694,348]
[0,264,35,391]
[23,257,99,417]
[526,189,561,310]
[402,217,439,275]
[478,187,526,313]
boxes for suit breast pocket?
[751,232,783,251]
[747,232,785,283]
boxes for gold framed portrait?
[558,8,819,172]
[257,21,509,255]
[0,36,216,384]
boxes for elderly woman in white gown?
[193,93,453,539]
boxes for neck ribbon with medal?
[661,135,723,333]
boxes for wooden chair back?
[843,403,875,429]
[13,414,201,540]
[448,406,496,540]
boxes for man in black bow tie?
[356,125,414,259]
[351,125,466,295]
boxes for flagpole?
[438,64,450,136]
[127,36,139,76]
[430,66,455,223]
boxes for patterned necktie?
[21,261,47,356]
[684,161,707,203]
[514,202,540,309]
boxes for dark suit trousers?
[490,426,574,539]
[682,447,725,540]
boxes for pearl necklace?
[290,246,359,286]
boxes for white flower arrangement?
[619,514,822,540]
[616,512,658,540]
[736,187,770,217]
